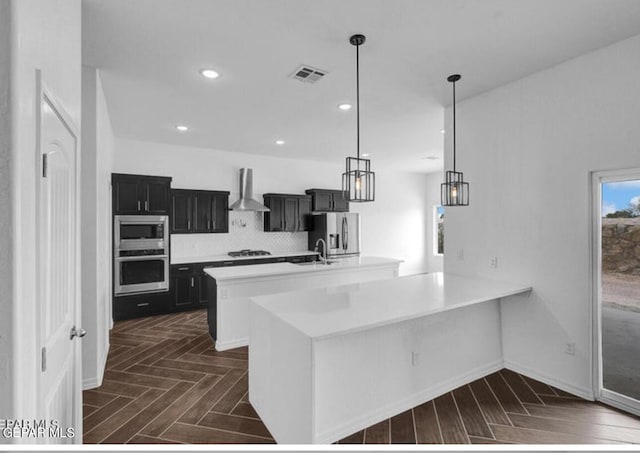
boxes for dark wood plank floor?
[84,309,640,444]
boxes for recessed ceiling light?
[361,153,370,157]
[338,103,352,111]
[175,125,189,132]
[200,68,220,79]
[275,140,285,145]
[440,129,445,134]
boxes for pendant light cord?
[356,42,361,163]
[452,78,456,173]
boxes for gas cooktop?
[228,249,272,257]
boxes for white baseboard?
[504,360,594,400]
[83,342,109,391]
[315,359,505,444]
[215,337,248,351]
[600,389,640,417]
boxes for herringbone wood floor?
[83,309,640,444]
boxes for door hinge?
[41,347,47,372]
[42,153,48,178]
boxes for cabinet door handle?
[191,277,195,287]
[188,219,191,230]
[145,200,149,211]
[178,267,189,271]
[137,302,149,307]
[213,219,216,230]
[137,201,141,211]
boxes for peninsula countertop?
[203,256,403,282]
[251,272,532,340]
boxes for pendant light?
[342,34,375,202]
[441,74,469,206]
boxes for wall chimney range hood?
[229,168,270,212]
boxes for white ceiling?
[83,0,640,173]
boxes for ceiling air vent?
[291,65,328,84]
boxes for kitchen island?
[249,272,531,444]
[204,256,402,350]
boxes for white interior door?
[592,169,640,417]
[36,71,82,443]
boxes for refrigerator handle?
[342,216,348,251]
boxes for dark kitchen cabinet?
[171,189,230,234]
[194,192,213,233]
[298,196,313,231]
[263,194,312,232]
[112,173,172,215]
[113,291,171,321]
[171,266,193,307]
[170,264,210,310]
[263,196,285,231]
[171,190,192,233]
[305,189,349,212]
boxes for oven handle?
[116,255,169,262]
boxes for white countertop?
[171,250,318,265]
[251,272,531,340]
[204,256,402,282]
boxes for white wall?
[114,138,431,275]
[81,66,114,390]
[9,0,82,419]
[0,0,13,418]
[444,33,640,397]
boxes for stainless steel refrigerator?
[308,213,361,257]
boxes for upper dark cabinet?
[171,190,192,233]
[113,173,172,215]
[298,196,313,231]
[263,194,312,232]
[171,189,229,234]
[305,189,349,212]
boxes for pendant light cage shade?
[342,156,375,202]
[441,170,469,206]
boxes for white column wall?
[81,66,114,390]
[0,0,13,417]
[9,0,82,419]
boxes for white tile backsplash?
[171,210,309,260]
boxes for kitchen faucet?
[314,238,327,265]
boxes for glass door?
[594,170,640,416]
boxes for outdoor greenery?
[605,200,640,218]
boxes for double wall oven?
[114,215,169,295]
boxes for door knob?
[70,326,87,340]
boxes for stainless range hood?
[229,168,270,212]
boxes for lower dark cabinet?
[170,264,209,310]
[171,266,194,307]
[113,291,171,321]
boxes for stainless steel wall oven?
[114,215,169,295]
